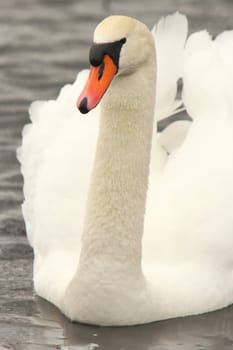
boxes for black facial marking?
[89,38,126,70]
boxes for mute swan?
[18,13,233,326]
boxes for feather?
[152,12,188,121]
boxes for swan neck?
[79,57,156,274]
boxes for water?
[1,0,233,349]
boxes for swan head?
[77,15,154,114]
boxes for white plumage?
[18,13,233,326]
[152,12,187,121]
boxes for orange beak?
[77,55,117,114]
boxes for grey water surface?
[1,0,233,349]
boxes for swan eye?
[89,38,127,70]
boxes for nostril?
[98,61,105,80]
[78,97,89,114]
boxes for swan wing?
[183,29,233,120]
[152,12,188,122]
[18,70,99,251]
[151,12,191,157]
[144,29,233,278]
[158,120,190,154]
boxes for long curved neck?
[79,55,156,276]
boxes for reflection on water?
[28,296,233,350]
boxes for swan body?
[18,13,233,326]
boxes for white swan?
[18,13,233,326]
